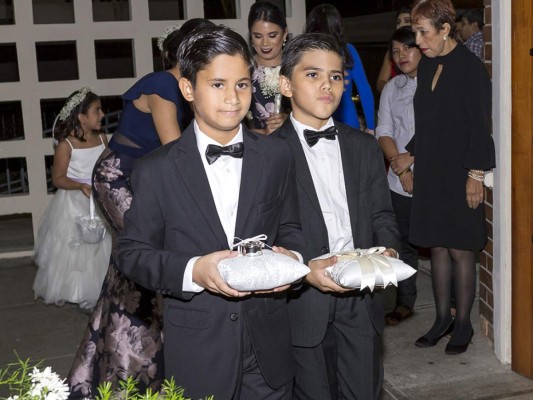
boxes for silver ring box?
[238,241,264,257]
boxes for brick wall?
[479,0,494,343]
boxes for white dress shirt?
[375,74,416,197]
[183,121,243,292]
[291,114,354,252]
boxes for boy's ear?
[179,77,194,102]
[279,75,293,98]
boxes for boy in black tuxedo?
[274,33,401,400]
[116,25,306,399]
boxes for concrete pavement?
[1,251,533,399]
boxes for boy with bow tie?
[274,33,400,400]
[116,25,309,399]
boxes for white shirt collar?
[194,120,244,160]
[289,114,336,148]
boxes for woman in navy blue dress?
[67,19,214,398]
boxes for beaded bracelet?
[468,171,484,182]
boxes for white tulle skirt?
[33,189,112,309]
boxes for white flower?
[259,66,281,97]
[28,367,69,400]
[58,86,91,121]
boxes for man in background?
[460,9,484,61]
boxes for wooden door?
[511,0,533,378]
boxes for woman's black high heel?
[445,328,474,355]
[415,318,455,348]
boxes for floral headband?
[157,23,181,51]
[58,86,91,121]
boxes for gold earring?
[443,35,448,41]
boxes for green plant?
[0,355,68,400]
[0,354,213,400]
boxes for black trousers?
[292,295,383,400]
[391,190,418,310]
[235,315,293,400]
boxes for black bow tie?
[205,142,244,165]
[303,126,338,147]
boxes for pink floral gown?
[67,71,193,398]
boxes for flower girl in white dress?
[33,87,112,310]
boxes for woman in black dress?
[408,0,495,354]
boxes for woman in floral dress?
[67,19,214,398]
[247,1,289,134]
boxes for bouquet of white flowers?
[259,66,281,98]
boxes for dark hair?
[389,26,418,55]
[280,32,343,79]
[396,6,411,18]
[247,1,287,32]
[462,8,484,29]
[411,0,456,35]
[161,18,216,70]
[247,1,287,54]
[304,4,353,69]
[178,25,256,87]
[55,89,100,142]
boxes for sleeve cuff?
[183,256,205,293]
[290,250,304,263]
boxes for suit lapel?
[279,121,326,226]
[234,128,264,239]
[337,124,361,234]
[173,125,229,250]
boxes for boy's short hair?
[177,25,256,87]
[280,33,344,79]
[462,8,484,29]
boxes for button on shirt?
[376,75,416,197]
[291,114,354,252]
[182,121,243,292]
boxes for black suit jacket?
[116,123,305,399]
[275,119,400,347]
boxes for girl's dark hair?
[178,25,256,87]
[389,26,418,55]
[55,89,100,142]
[161,18,216,70]
[280,32,344,79]
[304,4,353,70]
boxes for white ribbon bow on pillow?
[317,247,415,292]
